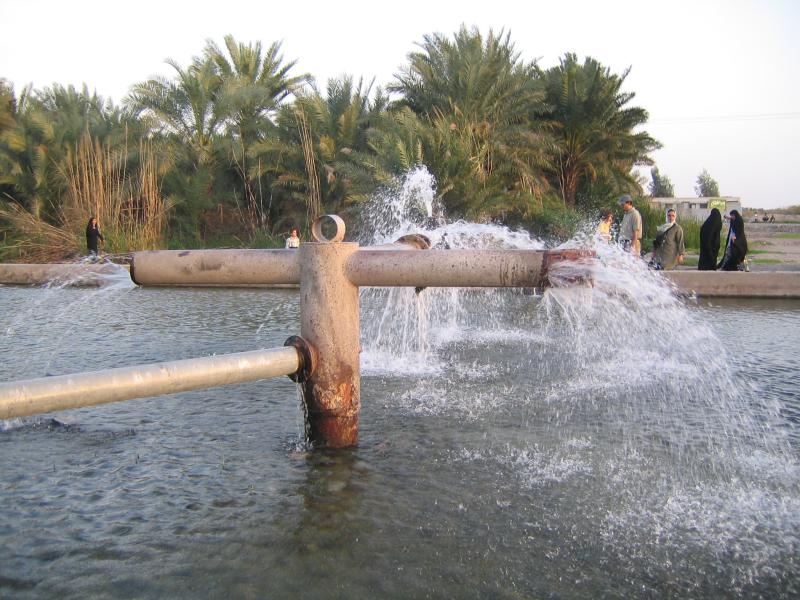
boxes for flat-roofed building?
[649,197,742,221]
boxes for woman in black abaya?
[85,216,104,257]
[698,208,722,270]
[718,209,748,271]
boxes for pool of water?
[1,283,798,599]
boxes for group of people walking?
[699,208,748,271]
[597,198,749,272]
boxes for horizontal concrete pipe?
[0,263,127,287]
[130,249,301,287]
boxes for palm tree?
[0,85,57,219]
[127,56,224,169]
[127,55,231,236]
[206,35,308,139]
[360,106,427,184]
[392,26,541,122]
[1,82,148,223]
[541,53,660,208]
[249,75,385,227]
[388,26,550,219]
[205,36,310,228]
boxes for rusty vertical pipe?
[298,241,361,448]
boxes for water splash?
[359,166,545,374]
[357,165,440,244]
[358,168,799,592]
[62,258,137,291]
[2,260,137,376]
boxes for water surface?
[1,282,798,599]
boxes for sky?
[1,0,799,209]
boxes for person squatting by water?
[698,208,722,271]
[648,209,685,270]
[596,208,613,244]
[285,228,300,249]
[85,217,104,259]
[617,195,642,255]
[718,209,749,271]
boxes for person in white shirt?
[285,228,300,249]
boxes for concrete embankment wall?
[0,263,129,287]
[2,263,800,299]
[662,271,800,299]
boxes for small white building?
[649,197,742,222]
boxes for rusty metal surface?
[130,249,301,286]
[284,335,318,383]
[540,249,597,286]
[345,249,546,288]
[306,413,359,448]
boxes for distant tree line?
[0,27,662,260]
[648,166,721,198]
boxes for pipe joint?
[541,249,596,286]
[284,335,318,383]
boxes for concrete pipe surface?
[0,263,127,287]
[663,270,800,298]
[345,249,546,288]
[299,242,361,448]
[131,249,301,287]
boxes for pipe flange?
[311,214,346,243]
[541,249,596,286]
[284,335,318,382]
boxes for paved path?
[744,215,800,271]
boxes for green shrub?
[631,199,661,253]
[678,218,700,252]
[524,205,583,243]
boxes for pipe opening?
[311,214,346,243]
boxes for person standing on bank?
[85,216,104,258]
[285,228,300,249]
[718,210,748,271]
[618,195,642,256]
[698,208,722,270]
[650,209,685,270]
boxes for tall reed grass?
[0,202,79,263]
[62,137,170,254]
[0,136,170,262]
